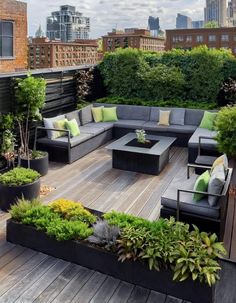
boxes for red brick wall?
[0,0,27,73]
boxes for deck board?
[0,145,235,302]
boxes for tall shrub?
[141,64,186,100]
[99,48,149,98]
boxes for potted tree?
[215,105,236,157]
[14,73,48,176]
[0,167,40,211]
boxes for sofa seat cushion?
[161,174,220,219]
[80,125,105,136]
[82,122,114,131]
[188,128,217,150]
[37,133,93,148]
[114,120,146,129]
[143,122,197,134]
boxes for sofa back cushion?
[150,107,185,125]
[94,103,150,121]
[43,114,65,139]
[66,110,81,126]
[79,105,93,125]
[185,109,204,126]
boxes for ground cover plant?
[0,167,40,186]
[9,199,226,286]
[99,46,236,106]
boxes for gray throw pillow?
[170,108,186,126]
[43,114,65,139]
[208,164,225,207]
[80,105,93,125]
[66,110,81,126]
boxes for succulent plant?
[87,220,120,250]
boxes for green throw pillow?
[53,118,68,139]
[65,119,80,137]
[193,170,210,202]
[199,111,217,130]
[102,107,118,122]
[92,106,104,123]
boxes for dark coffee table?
[106,133,176,175]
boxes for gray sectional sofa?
[35,103,219,164]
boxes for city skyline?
[24,0,206,38]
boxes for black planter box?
[20,153,49,176]
[6,219,213,303]
[0,179,41,211]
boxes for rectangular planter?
[6,219,214,303]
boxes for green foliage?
[204,21,219,28]
[99,48,149,99]
[99,46,236,103]
[0,167,40,186]
[10,200,93,241]
[49,199,96,224]
[105,211,226,286]
[9,198,42,221]
[0,113,15,131]
[31,150,47,160]
[215,105,236,156]
[141,64,186,100]
[96,97,217,110]
[14,73,46,157]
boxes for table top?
[106,133,176,156]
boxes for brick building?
[102,29,165,53]
[29,37,99,69]
[0,0,27,73]
[166,27,236,56]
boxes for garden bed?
[7,216,213,303]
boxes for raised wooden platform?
[0,145,235,302]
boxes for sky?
[24,0,205,38]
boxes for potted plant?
[14,73,48,176]
[215,105,236,158]
[0,167,40,211]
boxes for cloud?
[24,0,205,38]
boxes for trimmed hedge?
[99,46,236,104]
[96,97,218,110]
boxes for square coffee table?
[106,133,176,175]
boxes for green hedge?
[96,97,218,110]
[99,46,236,104]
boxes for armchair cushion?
[161,174,220,219]
[193,170,210,202]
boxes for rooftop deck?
[0,145,235,302]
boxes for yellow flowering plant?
[49,199,96,224]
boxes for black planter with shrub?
[20,151,49,176]
[0,167,41,211]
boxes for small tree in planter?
[14,73,48,175]
[215,105,236,158]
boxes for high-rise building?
[228,0,236,26]
[204,0,227,27]
[46,5,90,42]
[148,16,160,37]
[192,20,204,28]
[0,0,27,73]
[176,14,192,29]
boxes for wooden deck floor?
[0,145,235,302]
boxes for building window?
[221,34,229,42]
[186,36,192,42]
[209,35,216,42]
[0,20,14,58]
[196,35,203,43]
